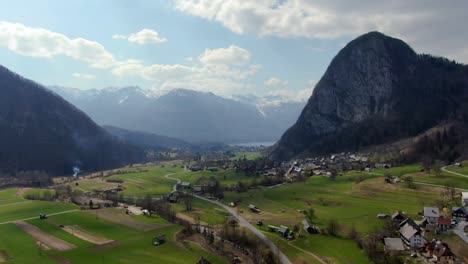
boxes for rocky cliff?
[271,32,468,160]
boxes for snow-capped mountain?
[48,86,306,143]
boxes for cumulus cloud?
[112,29,167,44]
[0,21,116,69]
[72,73,95,79]
[264,77,288,87]
[199,45,250,65]
[0,20,258,96]
[173,0,468,62]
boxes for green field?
[171,198,228,225]
[371,164,422,176]
[444,161,468,175]
[224,173,438,235]
[176,169,253,186]
[102,166,183,197]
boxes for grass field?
[372,164,422,176]
[444,161,468,175]
[96,166,183,197]
[176,169,253,187]
[171,198,228,225]
[224,173,438,235]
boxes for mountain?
[0,65,143,176]
[103,125,191,150]
[50,87,306,143]
[271,31,468,161]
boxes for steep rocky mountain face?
[0,66,143,176]
[51,87,306,143]
[271,32,468,160]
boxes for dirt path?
[287,242,328,264]
[62,225,113,245]
[442,166,468,178]
[15,221,76,251]
[0,200,32,208]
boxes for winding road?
[164,172,293,264]
[442,166,468,178]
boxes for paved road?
[442,166,468,178]
[453,221,468,243]
[360,171,468,191]
[165,172,292,264]
[0,209,79,225]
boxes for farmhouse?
[383,238,405,252]
[426,240,455,264]
[399,223,425,248]
[437,217,451,231]
[278,225,294,240]
[392,211,408,224]
[302,219,319,234]
[177,182,191,190]
[423,207,440,224]
[452,207,468,221]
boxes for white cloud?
[173,0,468,62]
[72,73,95,79]
[112,29,167,44]
[264,77,288,87]
[199,45,250,65]
[0,20,258,96]
[0,21,116,69]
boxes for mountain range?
[49,86,306,143]
[0,65,144,176]
[271,32,468,161]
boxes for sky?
[0,0,467,100]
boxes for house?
[384,238,405,252]
[452,207,468,221]
[462,192,468,207]
[278,225,294,240]
[424,207,440,224]
[392,211,408,224]
[193,185,204,193]
[302,219,320,234]
[427,240,455,264]
[437,217,451,231]
[268,225,279,232]
[178,182,191,190]
[399,223,425,249]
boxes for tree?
[306,208,316,223]
[326,219,340,237]
[405,176,416,189]
[432,160,442,177]
[89,199,94,209]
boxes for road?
[442,166,468,178]
[0,209,79,225]
[453,221,468,243]
[164,172,293,264]
[359,171,468,191]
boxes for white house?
[423,207,439,224]
[399,223,425,249]
[462,192,468,207]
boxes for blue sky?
[0,0,466,99]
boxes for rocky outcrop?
[271,32,468,160]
